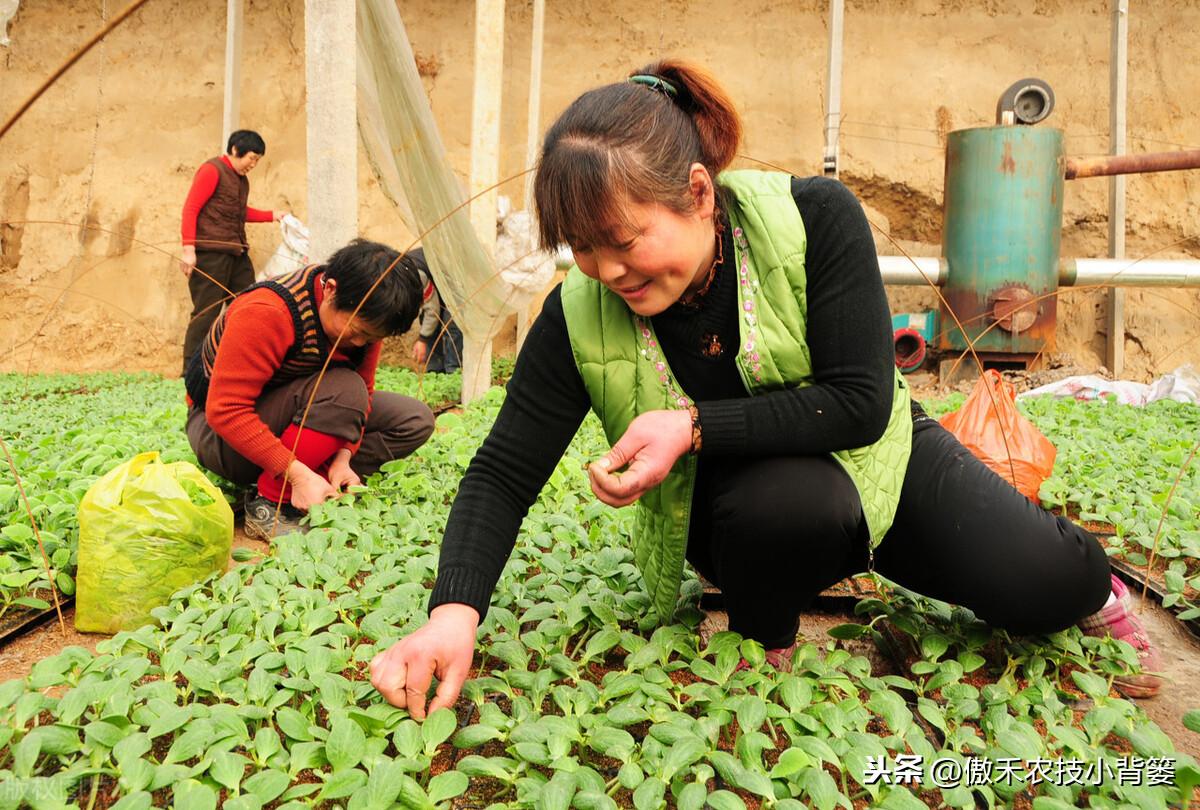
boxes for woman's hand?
[286,460,339,511]
[326,449,361,492]
[180,245,197,278]
[588,409,693,507]
[411,339,429,365]
[370,603,480,719]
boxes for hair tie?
[629,74,678,99]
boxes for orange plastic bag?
[940,370,1057,501]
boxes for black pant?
[426,305,464,374]
[687,415,1113,648]
[183,250,255,372]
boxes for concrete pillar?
[515,0,545,354]
[464,0,505,403]
[522,0,545,212]
[222,0,243,150]
[305,0,357,262]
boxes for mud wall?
[1,0,1197,378]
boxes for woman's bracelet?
[687,405,703,455]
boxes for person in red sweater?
[180,129,285,373]
[185,239,436,539]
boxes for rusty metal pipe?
[1064,149,1200,180]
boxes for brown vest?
[184,265,367,408]
[195,157,249,254]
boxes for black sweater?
[429,176,896,618]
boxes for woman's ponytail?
[634,59,742,176]
[535,58,743,250]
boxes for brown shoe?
[243,494,309,540]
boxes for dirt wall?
[1,0,1198,379]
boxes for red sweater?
[204,276,381,477]
[181,156,273,246]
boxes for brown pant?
[187,367,435,485]
[183,250,255,373]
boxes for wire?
[1128,134,1200,151]
[657,0,665,55]
[1064,132,1200,151]
[80,0,108,248]
[1061,132,1113,141]
[840,117,943,135]
[840,131,945,152]
[839,124,1200,154]
[0,0,150,141]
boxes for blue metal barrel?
[938,126,1064,356]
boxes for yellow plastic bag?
[76,452,233,633]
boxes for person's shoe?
[243,494,309,540]
[1078,574,1163,699]
[764,643,798,671]
[736,642,798,673]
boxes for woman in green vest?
[370,60,1160,716]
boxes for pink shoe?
[1078,575,1163,699]
[736,642,797,673]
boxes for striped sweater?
[186,265,381,476]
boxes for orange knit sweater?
[200,278,381,476]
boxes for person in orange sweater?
[179,129,285,373]
[185,239,435,538]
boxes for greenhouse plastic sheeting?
[357,0,551,340]
[75,452,233,634]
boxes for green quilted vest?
[561,170,913,623]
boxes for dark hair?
[534,59,742,251]
[322,239,423,336]
[226,129,266,157]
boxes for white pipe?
[822,0,844,177]
[1066,258,1200,287]
[877,256,1200,287]
[1107,0,1130,375]
[1108,0,1129,258]
[554,252,1200,288]
[878,256,946,286]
